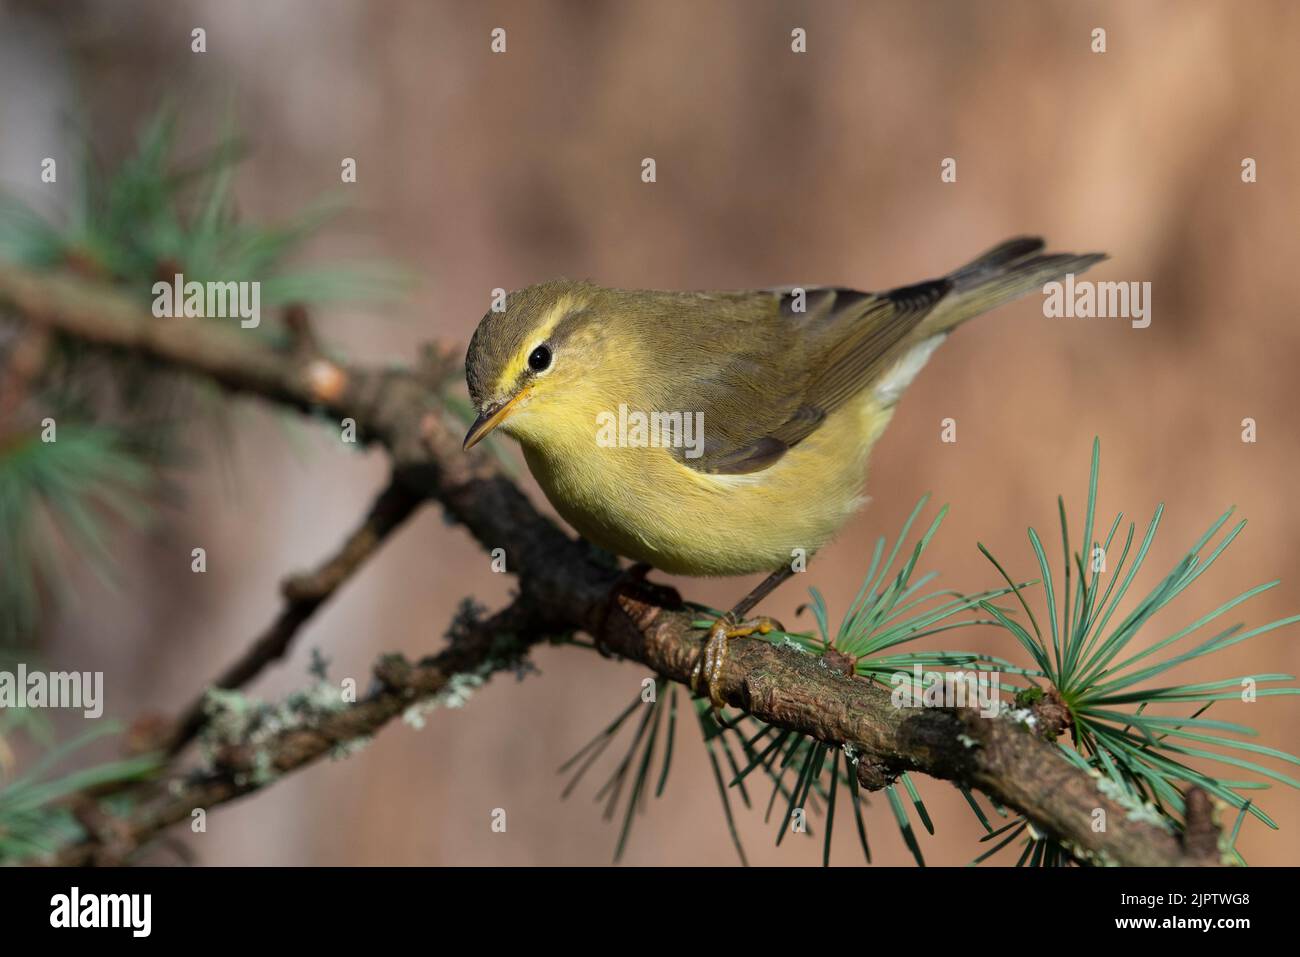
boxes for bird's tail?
[918,236,1107,336]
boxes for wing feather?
[672,284,942,475]
[661,237,1102,475]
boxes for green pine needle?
[977,438,1300,856]
[0,425,152,643]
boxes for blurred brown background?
[3,0,1297,865]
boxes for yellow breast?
[514,390,894,577]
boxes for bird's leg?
[730,564,797,619]
[692,565,797,709]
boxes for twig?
[163,473,426,755]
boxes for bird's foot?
[691,613,782,709]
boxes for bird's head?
[463,279,607,450]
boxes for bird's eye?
[527,344,552,372]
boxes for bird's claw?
[691,615,780,709]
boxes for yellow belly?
[519,393,894,576]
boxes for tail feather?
[947,236,1046,289]
[919,237,1107,336]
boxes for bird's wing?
[663,281,949,475]
[661,237,1104,475]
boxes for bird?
[462,237,1105,705]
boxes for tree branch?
[57,596,551,866]
[0,264,1220,866]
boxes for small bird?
[463,237,1104,704]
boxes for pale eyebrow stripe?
[497,294,578,388]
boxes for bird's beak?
[463,390,527,450]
